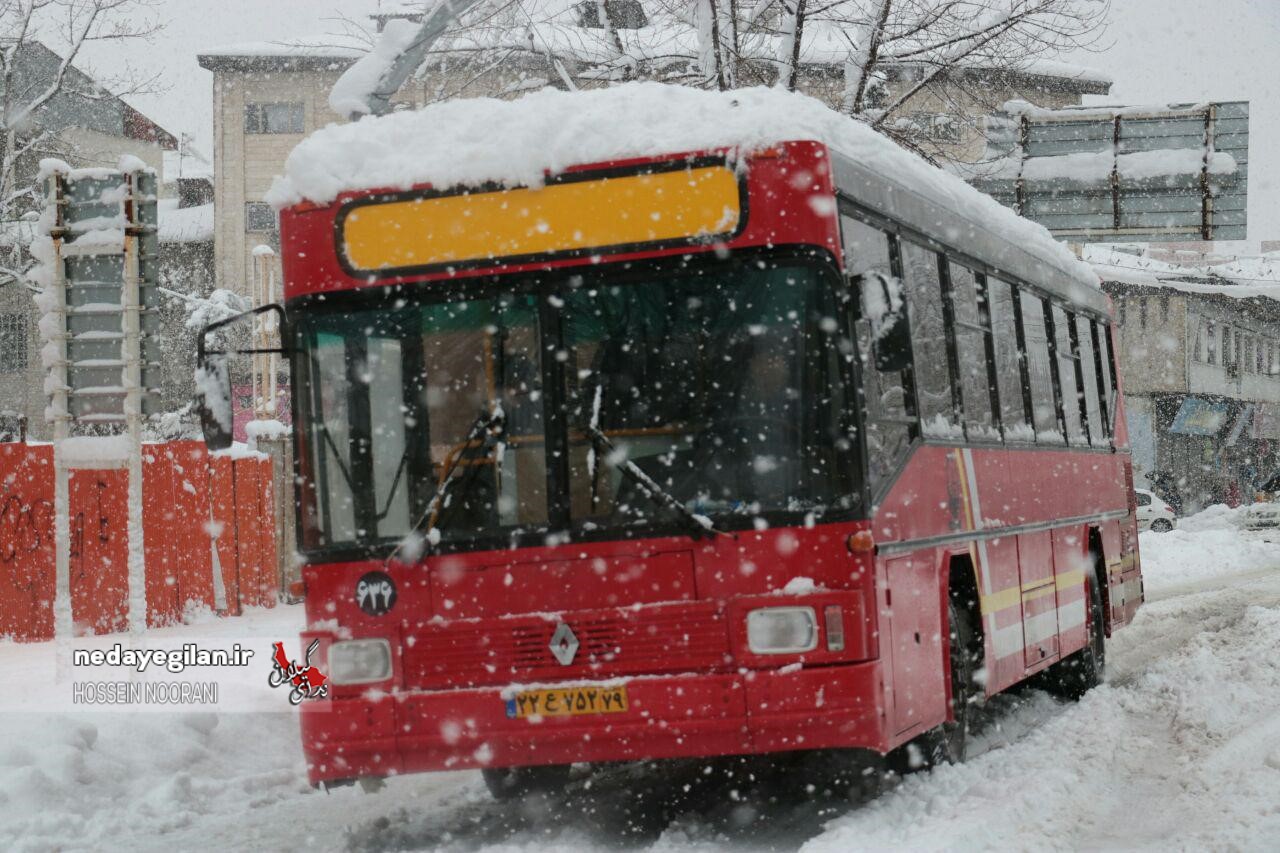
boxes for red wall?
[0,441,279,641]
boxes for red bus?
[199,109,1142,798]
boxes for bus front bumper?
[300,662,887,786]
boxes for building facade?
[1101,269,1280,511]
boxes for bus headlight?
[328,639,392,684]
[746,607,818,654]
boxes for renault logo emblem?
[549,622,579,666]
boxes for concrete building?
[196,16,1110,299]
[1092,245,1280,511]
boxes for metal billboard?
[47,167,161,421]
[970,101,1249,243]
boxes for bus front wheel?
[897,599,978,773]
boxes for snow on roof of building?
[199,39,365,59]
[158,199,214,244]
[200,18,1109,93]
[1087,245,1280,301]
[266,82,1098,294]
[1008,58,1112,86]
[162,146,213,182]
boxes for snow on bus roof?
[266,82,1098,294]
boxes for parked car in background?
[1243,499,1280,529]
[1135,489,1177,532]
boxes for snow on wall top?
[157,199,214,244]
[267,83,1096,290]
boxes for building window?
[0,313,27,373]
[1139,297,1148,330]
[245,102,304,134]
[244,202,277,233]
[1160,296,1169,323]
[1192,317,1203,362]
[899,112,962,142]
[1224,327,1233,366]
[1206,322,1216,365]
[1259,338,1266,374]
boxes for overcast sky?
[63,0,1280,243]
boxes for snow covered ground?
[3,509,1280,852]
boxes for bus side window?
[1019,290,1062,444]
[840,213,914,494]
[902,241,957,438]
[1053,305,1087,446]
[1076,314,1106,446]
[1096,320,1119,434]
[1090,320,1112,440]
[989,278,1029,441]
[948,262,997,441]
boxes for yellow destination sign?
[339,164,742,274]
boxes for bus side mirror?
[195,303,290,452]
[858,272,911,372]
[196,355,233,451]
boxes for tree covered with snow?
[0,0,163,292]
[333,0,1110,163]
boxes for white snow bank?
[1176,502,1251,532]
[267,83,1094,290]
[1137,503,1280,595]
[803,574,1280,851]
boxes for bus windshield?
[293,254,860,555]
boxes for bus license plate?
[505,685,629,719]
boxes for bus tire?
[1042,571,1106,700]
[900,598,977,772]
[481,764,571,801]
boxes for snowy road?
[4,515,1280,852]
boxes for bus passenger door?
[1016,531,1059,667]
[884,553,947,735]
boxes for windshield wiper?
[387,404,505,564]
[583,386,723,539]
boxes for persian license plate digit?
[505,685,629,719]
